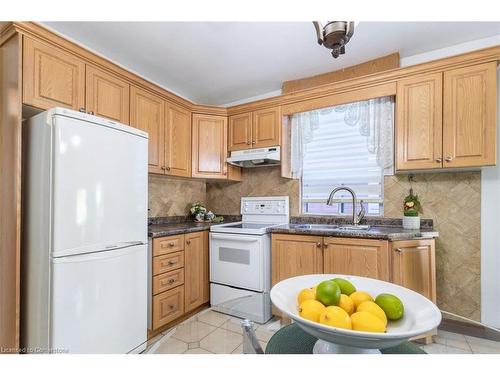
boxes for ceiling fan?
[313,21,355,58]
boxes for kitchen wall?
[149,175,206,217]
[206,169,482,321]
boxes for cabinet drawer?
[153,268,184,295]
[153,251,184,275]
[153,234,185,256]
[152,286,185,329]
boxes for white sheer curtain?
[290,96,395,178]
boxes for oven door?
[210,233,268,292]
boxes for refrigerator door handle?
[103,241,145,250]
[52,243,146,264]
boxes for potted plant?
[403,188,422,230]
[190,201,207,222]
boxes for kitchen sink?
[294,224,371,231]
[294,224,339,230]
[337,225,371,231]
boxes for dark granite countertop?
[148,215,241,238]
[269,223,438,241]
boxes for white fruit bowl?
[270,274,441,354]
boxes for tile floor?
[144,308,500,354]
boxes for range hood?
[227,146,280,168]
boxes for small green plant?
[189,202,207,216]
[403,188,422,217]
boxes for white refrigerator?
[22,108,149,354]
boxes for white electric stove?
[209,196,289,323]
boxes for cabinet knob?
[168,260,177,265]
[445,156,453,162]
[168,242,175,247]
[395,248,402,253]
[161,166,166,171]
[168,304,175,310]
[88,111,94,115]
[166,166,171,171]
[186,240,191,245]
[252,141,256,144]
[247,141,251,145]
[78,107,86,113]
[316,242,322,247]
[435,157,442,163]
[168,278,175,284]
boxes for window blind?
[301,110,384,216]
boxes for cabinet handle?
[168,242,175,247]
[186,240,191,245]
[247,141,251,145]
[435,157,442,163]
[252,141,256,144]
[79,107,86,113]
[168,260,177,265]
[168,278,176,284]
[445,156,453,162]
[316,242,322,247]
[161,166,166,171]
[168,304,175,310]
[166,166,171,171]
[88,111,94,115]
[395,246,428,253]
[395,248,402,253]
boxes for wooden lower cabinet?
[323,237,390,281]
[152,286,185,330]
[271,234,435,300]
[184,231,209,312]
[150,231,209,332]
[390,239,436,302]
[271,234,323,286]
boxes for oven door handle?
[210,234,260,242]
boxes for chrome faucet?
[326,186,365,225]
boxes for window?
[296,97,394,216]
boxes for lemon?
[375,293,404,320]
[315,280,341,306]
[319,306,352,330]
[298,299,326,322]
[297,288,316,305]
[332,278,357,296]
[351,311,386,333]
[357,301,387,326]
[350,291,373,309]
[338,294,355,315]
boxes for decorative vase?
[195,212,205,222]
[403,215,420,230]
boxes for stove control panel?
[240,196,289,218]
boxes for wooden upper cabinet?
[165,103,192,177]
[130,86,165,174]
[192,114,228,179]
[323,238,390,281]
[443,62,497,168]
[396,72,443,171]
[391,239,436,302]
[23,37,85,111]
[184,231,209,312]
[253,107,281,148]
[85,65,130,124]
[229,112,252,151]
[271,234,323,286]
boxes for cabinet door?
[323,238,390,281]
[152,286,185,330]
[192,114,228,179]
[23,37,85,111]
[165,103,192,177]
[396,73,443,171]
[271,234,323,286]
[85,65,130,124]
[391,239,436,302]
[184,231,208,312]
[252,107,281,148]
[443,62,497,168]
[130,86,165,174]
[229,112,252,151]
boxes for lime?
[375,293,404,320]
[332,278,357,296]
[315,280,341,306]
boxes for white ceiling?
[43,22,500,106]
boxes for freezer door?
[51,244,147,353]
[51,114,148,257]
